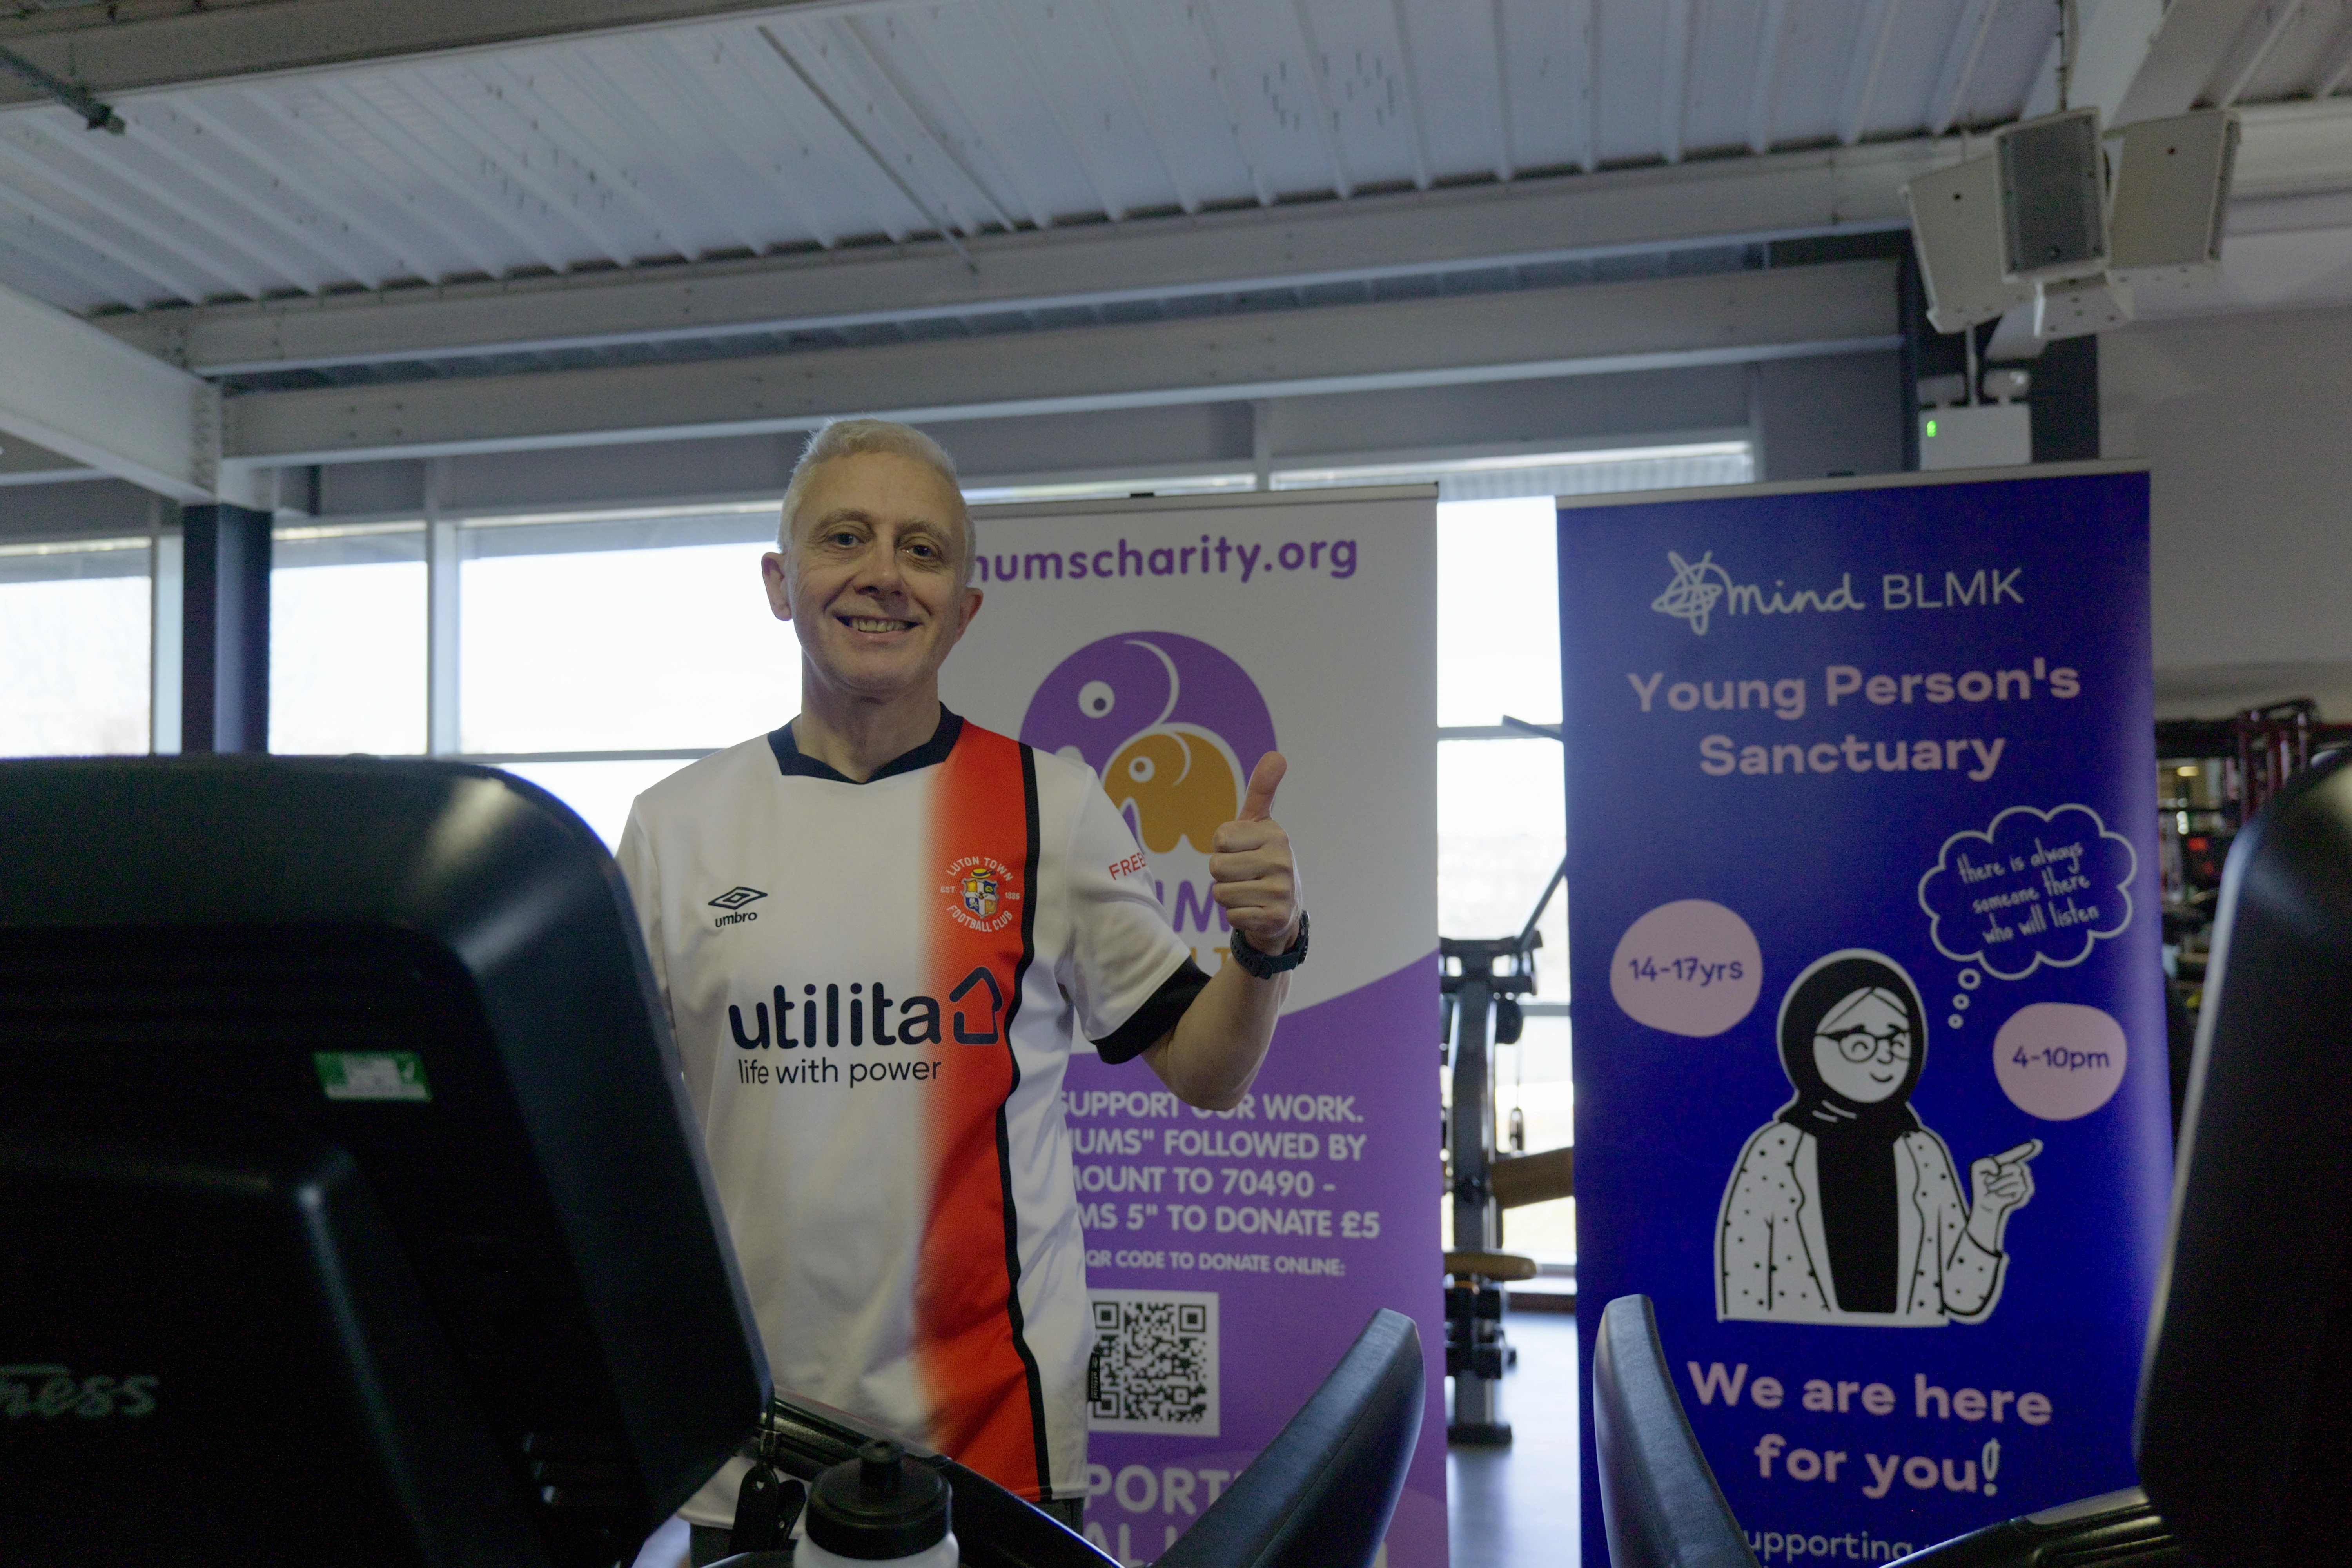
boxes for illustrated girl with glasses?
[1716,949,2039,1324]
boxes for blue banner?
[1561,470,2169,1565]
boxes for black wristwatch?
[1229,911,1309,978]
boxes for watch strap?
[1229,910,1310,978]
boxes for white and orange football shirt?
[616,709,1202,1521]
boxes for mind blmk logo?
[1653,550,1733,635]
[709,886,768,911]
[1651,549,1867,635]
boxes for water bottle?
[795,1438,957,1568]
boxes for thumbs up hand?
[1211,753,1302,957]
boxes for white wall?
[2103,304,2352,720]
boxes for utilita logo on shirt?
[728,967,1008,1052]
[709,886,768,928]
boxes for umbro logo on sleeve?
[709,886,767,927]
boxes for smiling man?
[615,419,1305,1553]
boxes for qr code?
[1086,1289,1219,1436]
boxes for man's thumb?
[1239,753,1287,821]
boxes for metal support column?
[179,503,272,754]
[425,458,461,755]
[149,497,183,755]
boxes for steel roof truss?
[102,139,1940,375]
[219,258,1899,467]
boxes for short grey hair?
[779,418,977,589]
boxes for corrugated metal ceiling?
[0,0,2096,317]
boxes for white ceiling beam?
[221,259,1898,467]
[105,138,1946,375]
[0,0,863,108]
[2021,0,2163,121]
[2217,0,2307,107]
[0,275,214,501]
[2111,0,2272,125]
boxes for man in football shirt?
[617,420,1305,1551]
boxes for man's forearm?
[1143,958,1288,1110]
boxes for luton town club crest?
[963,871,998,920]
[943,855,1020,933]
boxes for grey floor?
[1448,1308,1581,1568]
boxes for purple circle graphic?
[1993,1002,2127,1120]
[1609,900,1763,1038]
[1020,632,1277,777]
[1020,633,1278,856]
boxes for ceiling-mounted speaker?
[1904,153,2033,333]
[2109,109,2239,301]
[1994,107,2109,282]
[2034,272,2134,340]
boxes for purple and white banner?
[944,488,1444,1567]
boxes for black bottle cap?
[805,1439,951,1561]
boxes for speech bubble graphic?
[1918,803,2137,981]
[1610,899,1763,1037]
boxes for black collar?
[767,706,964,785]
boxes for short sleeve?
[1062,781,1199,1056]
[615,804,673,1029]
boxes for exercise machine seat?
[1155,1307,1423,1568]
[1592,1295,1760,1568]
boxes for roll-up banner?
[943,487,1445,1568]
[1561,465,2167,1563]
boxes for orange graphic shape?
[1105,730,1238,855]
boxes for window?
[271,524,427,756]
[459,511,797,757]
[0,538,152,757]
[1427,446,1753,1263]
